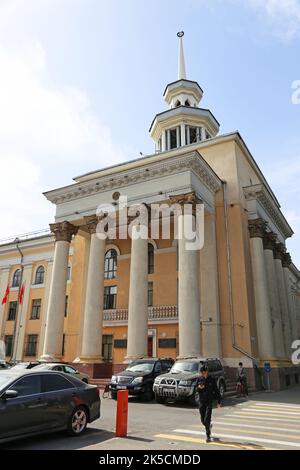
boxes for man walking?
[196,365,221,443]
[236,362,248,397]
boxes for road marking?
[254,402,300,409]
[173,429,300,449]
[231,411,300,420]
[155,434,270,450]
[236,408,300,416]
[225,413,300,423]
[192,421,300,434]
[210,426,300,440]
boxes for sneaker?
[206,437,211,443]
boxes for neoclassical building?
[0,34,299,389]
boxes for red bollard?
[115,390,128,437]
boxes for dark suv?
[153,357,226,406]
[109,358,174,401]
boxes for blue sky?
[0,0,299,264]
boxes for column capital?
[248,218,268,239]
[273,242,286,260]
[282,252,292,268]
[49,221,78,243]
[83,214,106,234]
[169,191,202,210]
[263,231,277,250]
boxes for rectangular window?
[114,339,127,348]
[170,128,177,149]
[102,335,113,361]
[189,127,197,144]
[148,282,153,307]
[104,286,117,310]
[25,335,38,356]
[205,130,211,139]
[64,295,68,317]
[4,335,13,357]
[31,299,41,320]
[7,301,17,321]
[158,338,176,348]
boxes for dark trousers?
[199,402,213,437]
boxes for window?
[170,128,177,149]
[31,299,41,320]
[25,335,38,356]
[12,269,21,288]
[154,362,162,374]
[4,335,13,357]
[189,127,197,143]
[34,265,45,285]
[102,335,113,361]
[64,365,77,374]
[205,130,211,139]
[53,365,64,372]
[148,281,153,307]
[67,264,71,281]
[8,301,17,321]
[64,295,68,317]
[175,100,181,107]
[148,243,154,274]
[104,286,117,309]
[185,99,190,106]
[43,374,74,392]
[10,375,42,397]
[104,249,117,279]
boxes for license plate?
[116,385,127,390]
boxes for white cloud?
[0,42,129,238]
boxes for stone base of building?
[75,362,113,379]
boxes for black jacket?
[196,375,221,405]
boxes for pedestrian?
[196,365,221,443]
[236,362,248,397]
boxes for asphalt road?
[2,385,300,450]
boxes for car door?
[0,374,46,439]
[41,373,76,429]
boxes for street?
[1,385,300,451]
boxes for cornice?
[243,184,293,239]
[44,151,222,205]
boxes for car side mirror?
[2,389,18,399]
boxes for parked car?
[9,361,41,370]
[153,358,226,406]
[0,369,100,443]
[0,363,11,370]
[109,358,174,401]
[33,364,89,383]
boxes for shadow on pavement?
[0,427,115,450]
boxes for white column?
[176,126,180,148]
[282,253,298,346]
[79,216,106,362]
[249,219,274,359]
[14,263,33,361]
[40,222,78,362]
[273,245,291,358]
[200,213,222,358]
[161,131,166,152]
[38,260,53,358]
[201,127,206,141]
[263,233,285,358]
[167,129,170,151]
[178,212,201,358]
[125,231,148,362]
[180,124,186,146]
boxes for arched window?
[185,99,190,106]
[104,249,117,279]
[34,265,45,285]
[148,244,154,274]
[12,269,21,288]
[175,100,181,107]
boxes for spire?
[177,31,186,80]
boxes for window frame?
[104,249,118,279]
[25,334,38,356]
[12,269,21,288]
[34,265,45,285]
[103,285,117,310]
[7,301,18,321]
[31,298,41,320]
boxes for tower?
[149,32,220,153]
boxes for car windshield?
[33,364,51,370]
[170,361,201,373]
[125,362,154,373]
[0,374,14,391]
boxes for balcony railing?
[103,305,178,322]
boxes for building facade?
[0,34,299,389]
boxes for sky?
[0,0,299,264]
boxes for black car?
[0,369,100,443]
[109,358,174,401]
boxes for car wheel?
[218,381,225,398]
[189,390,199,407]
[67,406,88,437]
[142,386,154,401]
[155,394,166,404]
[111,391,117,400]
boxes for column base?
[39,354,62,363]
[74,361,113,379]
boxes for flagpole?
[10,238,24,363]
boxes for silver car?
[33,363,89,383]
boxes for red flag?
[19,283,25,304]
[1,283,10,305]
